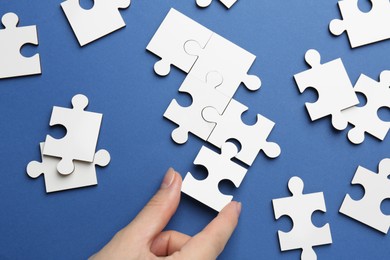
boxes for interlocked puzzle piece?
[43,94,103,175]
[294,49,359,130]
[0,12,41,79]
[341,70,390,144]
[146,8,213,76]
[181,142,247,212]
[185,33,261,98]
[202,99,280,166]
[272,176,332,260]
[329,0,390,48]
[61,0,131,46]
[27,142,110,193]
[164,72,230,144]
[339,158,390,233]
[196,0,238,9]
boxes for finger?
[178,201,241,259]
[150,230,191,256]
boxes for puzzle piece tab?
[0,12,41,79]
[181,142,247,212]
[294,49,359,130]
[340,158,390,233]
[61,0,131,46]
[272,176,332,260]
[196,0,238,9]
[43,94,103,175]
[27,142,110,193]
[329,0,390,48]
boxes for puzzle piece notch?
[0,12,41,79]
[43,94,103,175]
[272,176,332,260]
[181,142,247,212]
[340,158,390,233]
[61,0,131,46]
[294,49,358,130]
[27,142,110,193]
[196,0,238,8]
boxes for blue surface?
[0,0,389,259]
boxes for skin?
[90,168,241,260]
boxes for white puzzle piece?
[202,99,280,166]
[329,0,390,48]
[61,0,131,46]
[146,8,213,76]
[185,33,261,98]
[341,70,390,144]
[294,49,359,130]
[181,142,247,212]
[339,158,390,233]
[27,142,110,193]
[164,72,231,144]
[272,176,332,260]
[43,94,103,175]
[196,0,238,9]
[0,12,41,79]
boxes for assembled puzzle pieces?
[61,0,131,46]
[196,0,238,9]
[329,0,390,48]
[0,12,41,79]
[27,142,110,193]
[43,94,103,175]
[294,49,359,130]
[181,142,247,212]
[340,158,390,233]
[272,176,332,260]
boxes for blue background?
[0,0,389,259]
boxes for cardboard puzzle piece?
[329,0,390,48]
[164,72,231,144]
[196,0,238,9]
[272,176,332,260]
[341,70,390,144]
[0,12,41,79]
[27,142,110,193]
[202,99,280,166]
[294,49,359,130]
[43,94,103,175]
[185,33,261,98]
[146,8,213,76]
[181,142,247,212]
[339,158,390,233]
[61,0,131,46]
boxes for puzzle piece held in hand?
[294,49,359,130]
[341,70,390,144]
[43,94,103,175]
[202,99,280,166]
[329,0,390,48]
[196,0,238,9]
[340,158,390,233]
[146,8,213,76]
[0,12,41,79]
[27,142,110,193]
[182,142,247,212]
[61,0,131,46]
[272,176,332,260]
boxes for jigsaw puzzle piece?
[196,0,238,9]
[164,72,231,144]
[181,142,247,212]
[185,33,261,98]
[329,0,390,48]
[0,12,41,79]
[341,70,390,144]
[146,8,213,76]
[202,99,280,166]
[61,0,131,46]
[27,142,110,193]
[43,94,103,175]
[339,158,390,233]
[272,176,332,260]
[294,49,359,130]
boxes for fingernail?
[236,202,242,215]
[160,168,175,189]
